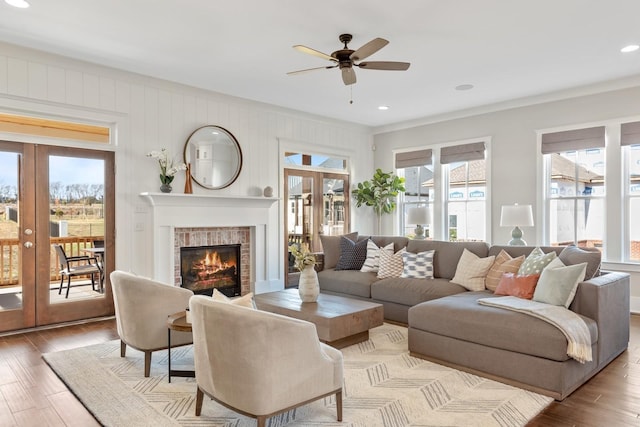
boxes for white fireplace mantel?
[140,192,279,293]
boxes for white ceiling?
[1,0,640,128]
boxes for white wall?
[0,42,373,290]
[373,85,640,310]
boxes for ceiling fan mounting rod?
[339,33,353,48]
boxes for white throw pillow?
[360,240,395,273]
[450,248,495,291]
[377,248,406,279]
[400,250,435,279]
[212,288,256,309]
[533,262,587,308]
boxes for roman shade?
[440,142,485,164]
[395,149,432,168]
[621,121,640,147]
[541,126,605,154]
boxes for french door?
[0,141,115,333]
[284,169,349,279]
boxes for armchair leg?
[257,416,266,427]
[120,340,126,358]
[195,387,204,416]
[336,390,342,421]
[144,351,152,377]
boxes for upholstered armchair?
[110,270,193,377]
[189,295,343,427]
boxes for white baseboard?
[631,296,640,314]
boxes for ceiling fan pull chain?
[350,85,353,105]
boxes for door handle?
[24,241,33,248]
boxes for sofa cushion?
[371,277,466,307]
[400,250,434,279]
[408,292,598,362]
[558,245,601,279]
[317,268,378,299]
[533,262,587,308]
[377,248,406,279]
[518,247,557,276]
[485,250,525,291]
[494,273,540,299]
[360,240,394,273]
[450,248,495,291]
[335,236,368,270]
[320,232,358,270]
[406,240,489,280]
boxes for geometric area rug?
[43,323,551,427]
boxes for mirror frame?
[183,125,243,190]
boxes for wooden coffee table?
[254,289,384,349]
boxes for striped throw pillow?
[400,250,435,279]
[486,250,525,291]
[377,248,406,279]
[360,240,395,273]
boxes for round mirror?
[183,125,243,189]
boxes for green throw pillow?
[518,247,557,276]
[532,262,587,308]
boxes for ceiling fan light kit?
[288,33,410,86]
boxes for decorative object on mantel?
[263,186,273,197]
[146,148,186,194]
[289,243,319,302]
[184,163,193,194]
[183,125,243,190]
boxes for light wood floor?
[0,316,639,426]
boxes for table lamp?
[407,207,430,240]
[500,204,534,245]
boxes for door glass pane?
[287,175,313,246]
[0,151,21,311]
[49,155,105,303]
[322,177,346,236]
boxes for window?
[396,141,488,242]
[542,126,605,250]
[623,121,640,262]
[442,142,487,242]
[396,149,432,238]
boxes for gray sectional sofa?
[317,234,630,400]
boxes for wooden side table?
[167,311,194,383]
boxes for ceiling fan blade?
[293,45,337,62]
[342,68,357,85]
[357,61,411,71]
[350,37,388,61]
[287,65,337,75]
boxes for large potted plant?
[353,168,405,234]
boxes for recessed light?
[4,0,30,8]
[455,84,474,91]
[378,105,390,111]
[621,44,639,53]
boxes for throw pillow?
[450,248,495,291]
[533,262,588,308]
[400,250,435,279]
[494,273,540,299]
[360,240,395,273]
[558,245,601,279]
[212,288,256,309]
[335,236,369,270]
[377,248,406,279]
[517,247,557,276]
[485,250,525,291]
[319,232,358,270]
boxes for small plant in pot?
[353,168,405,234]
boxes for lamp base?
[413,225,426,240]
[508,226,527,246]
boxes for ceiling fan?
[287,34,410,86]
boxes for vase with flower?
[146,148,187,193]
[289,243,319,302]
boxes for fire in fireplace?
[180,244,241,297]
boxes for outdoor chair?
[53,244,103,299]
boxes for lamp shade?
[407,207,430,225]
[500,204,534,227]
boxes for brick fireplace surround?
[174,226,251,295]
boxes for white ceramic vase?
[298,264,319,303]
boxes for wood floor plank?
[47,391,100,427]
[12,407,65,427]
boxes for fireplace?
[180,244,241,297]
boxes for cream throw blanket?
[478,296,592,364]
